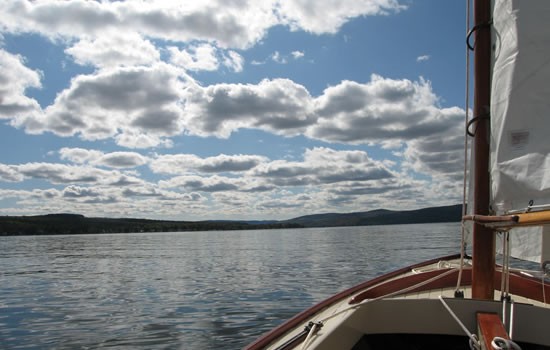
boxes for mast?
[471,0,494,299]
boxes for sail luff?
[471,0,495,300]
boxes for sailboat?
[245,0,550,349]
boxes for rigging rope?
[457,0,473,296]
[542,261,549,304]
[439,296,480,350]
[499,231,512,301]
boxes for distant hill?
[283,204,462,228]
[0,215,301,236]
[0,204,462,236]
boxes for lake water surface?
[1,223,462,349]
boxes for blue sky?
[0,0,467,220]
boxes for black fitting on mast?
[467,113,490,137]
[467,20,493,51]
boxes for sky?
[0,0,468,221]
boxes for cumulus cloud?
[252,147,395,188]
[59,147,104,164]
[222,50,244,72]
[277,0,405,34]
[1,2,440,162]
[14,162,144,186]
[65,32,160,68]
[0,0,469,219]
[0,0,275,49]
[97,152,148,169]
[168,43,220,71]
[178,75,464,181]
[150,153,268,174]
[271,51,287,64]
[417,55,430,62]
[0,142,457,219]
[402,106,465,177]
[60,148,148,169]
[160,175,241,192]
[168,44,244,73]
[306,75,465,179]
[3,54,464,183]
[62,185,102,198]
[17,63,188,147]
[291,50,305,59]
[177,74,462,154]
[310,75,443,143]
[0,164,24,182]
[0,0,403,50]
[0,49,42,121]
[182,78,316,138]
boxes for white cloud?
[0,140,459,219]
[417,55,430,62]
[150,153,268,174]
[291,50,305,59]
[0,0,404,51]
[65,32,160,68]
[0,0,276,49]
[271,51,287,64]
[159,174,242,192]
[310,75,442,143]
[182,78,316,138]
[0,164,24,182]
[59,147,104,164]
[309,75,465,180]
[14,162,143,186]
[18,63,188,147]
[98,152,148,169]
[5,61,464,184]
[0,0,469,220]
[168,43,220,71]
[0,49,42,122]
[168,44,244,73]
[252,147,395,187]
[113,130,174,149]
[278,0,406,34]
[222,50,244,72]
[60,148,148,169]
[177,74,464,182]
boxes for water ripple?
[1,223,462,349]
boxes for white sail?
[490,0,550,215]
[496,226,550,264]
[490,0,550,263]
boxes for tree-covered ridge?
[0,214,302,236]
[0,204,461,236]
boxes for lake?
[0,222,462,349]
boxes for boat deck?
[247,256,550,350]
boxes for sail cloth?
[491,0,550,263]
[490,0,550,214]
[496,226,550,264]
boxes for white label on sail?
[508,130,529,150]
